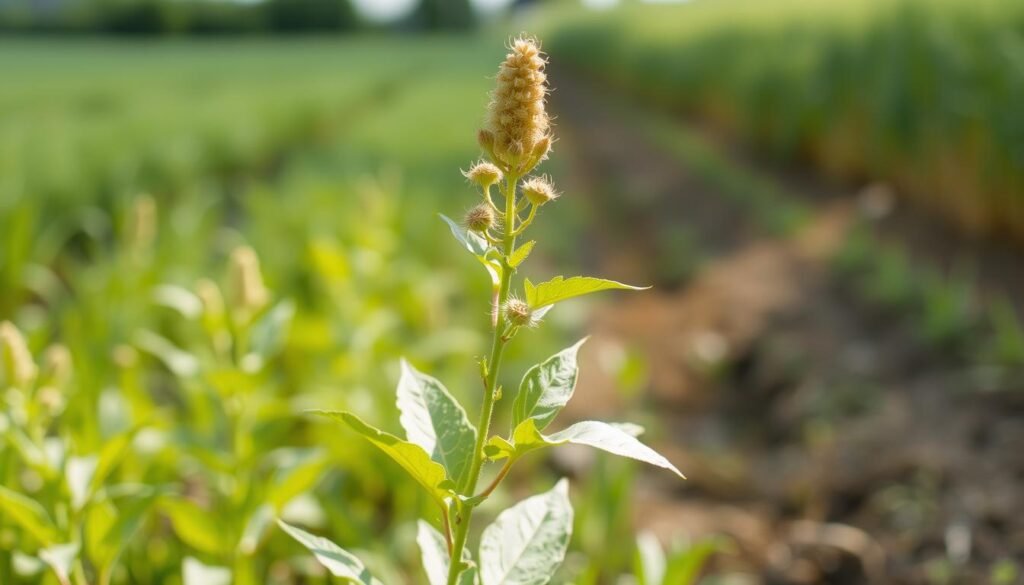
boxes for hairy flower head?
[463,161,503,190]
[464,203,497,233]
[1,321,37,387]
[486,37,550,167]
[503,297,537,329]
[228,246,269,313]
[521,175,559,207]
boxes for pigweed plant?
[278,37,684,584]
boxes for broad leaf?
[267,448,328,510]
[512,339,587,432]
[85,494,153,576]
[508,241,535,268]
[417,520,450,585]
[457,563,480,585]
[524,276,648,309]
[39,543,79,585]
[440,214,489,256]
[529,420,684,478]
[182,557,231,585]
[278,520,381,585]
[162,498,229,556]
[397,360,477,486]
[313,411,456,505]
[65,455,98,510]
[479,479,573,585]
[635,532,666,585]
[0,485,59,545]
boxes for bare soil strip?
[550,69,1024,585]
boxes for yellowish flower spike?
[521,175,559,207]
[486,37,550,169]
[228,246,270,314]
[0,321,37,388]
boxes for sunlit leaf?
[509,419,684,479]
[417,520,450,585]
[440,213,489,256]
[152,285,203,319]
[397,360,477,487]
[479,479,573,585]
[512,338,587,432]
[508,241,536,268]
[162,498,229,557]
[313,411,456,505]
[524,276,648,309]
[278,520,382,585]
[0,485,59,545]
[183,557,231,585]
[39,543,79,585]
[65,455,97,510]
[635,532,666,585]
[239,504,275,555]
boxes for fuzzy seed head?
[228,246,269,313]
[129,194,157,252]
[478,129,495,152]
[41,344,72,387]
[487,37,550,165]
[521,176,559,206]
[464,162,503,189]
[0,321,37,387]
[195,278,225,319]
[503,298,535,328]
[465,204,497,233]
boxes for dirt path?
[549,70,1024,585]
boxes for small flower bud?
[464,204,497,233]
[0,321,37,388]
[463,162,503,190]
[521,176,559,206]
[503,298,535,328]
[228,246,270,314]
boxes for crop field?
[3,3,1024,584]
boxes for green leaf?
[182,557,231,585]
[90,430,135,496]
[457,563,480,585]
[266,448,328,510]
[161,498,230,557]
[479,479,573,585]
[508,241,536,268]
[548,421,685,478]
[440,214,489,257]
[507,419,685,478]
[416,520,450,585]
[248,300,295,361]
[0,485,59,545]
[512,339,587,432]
[152,285,203,319]
[635,532,666,585]
[39,543,79,585]
[313,411,456,505]
[238,504,274,555]
[397,360,477,487]
[524,276,648,309]
[85,494,153,577]
[66,455,98,510]
[277,520,381,585]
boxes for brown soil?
[549,69,1024,585]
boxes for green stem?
[446,173,519,585]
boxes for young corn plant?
[278,37,685,585]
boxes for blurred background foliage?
[1,0,1023,584]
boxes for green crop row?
[546,0,1024,241]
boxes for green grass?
[0,35,680,585]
